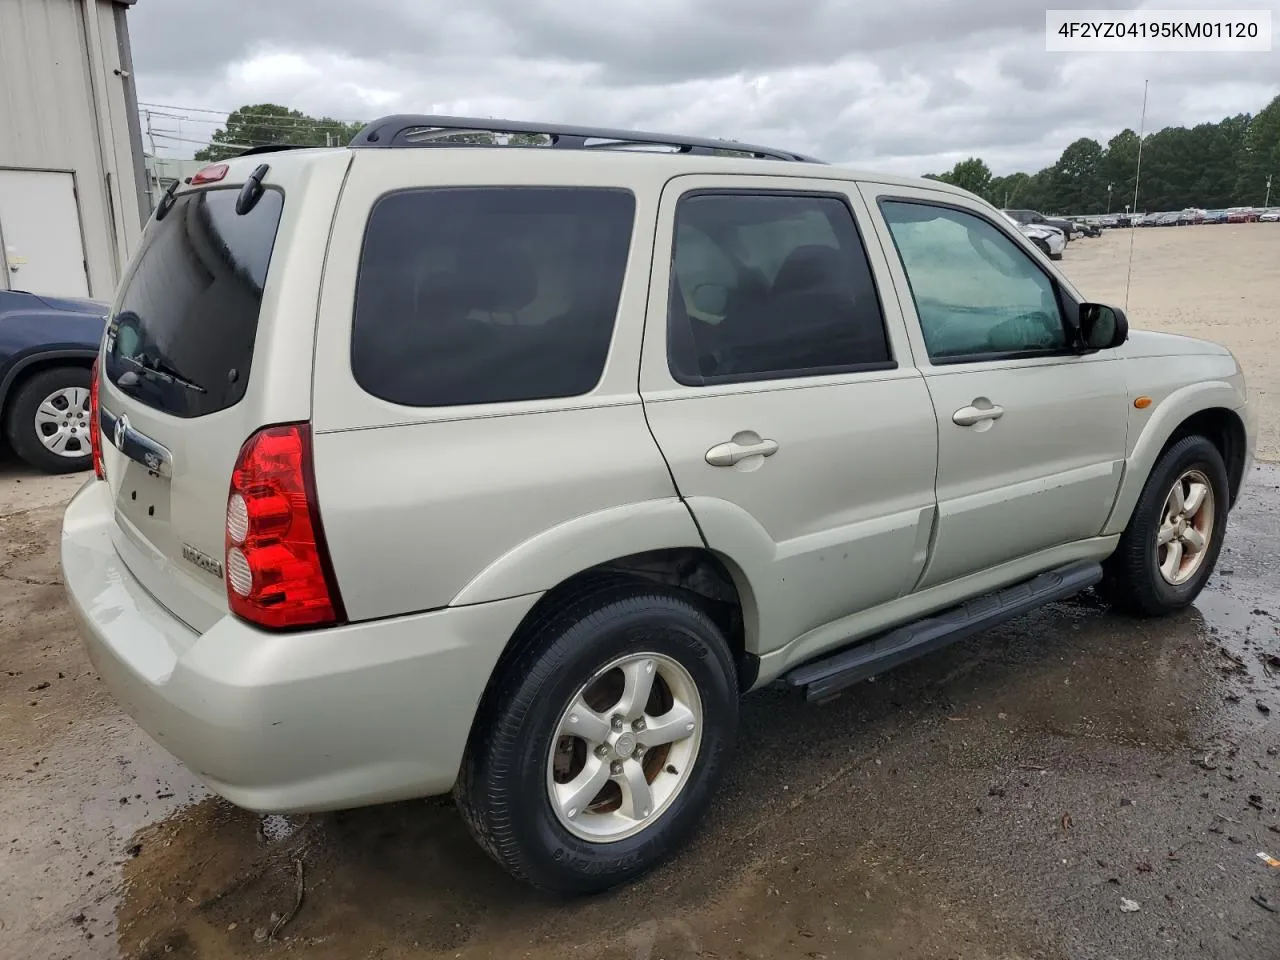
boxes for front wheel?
[1101,435,1230,616]
[4,366,93,474]
[455,582,739,894]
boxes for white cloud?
[128,0,1280,174]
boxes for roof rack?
[234,143,313,158]
[348,114,825,164]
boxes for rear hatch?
[96,153,348,633]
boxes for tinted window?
[351,187,635,407]
[668,193,891,384]
[105,187,284,418]
[880,201,1066,362]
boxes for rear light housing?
[225,423,345,630]
[190,163,229,185]
[89,359,105,480]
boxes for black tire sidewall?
[4,367,93,474]
[1123,435,1230,610]
[477,591,738,893]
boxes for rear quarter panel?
[309,151,688,620]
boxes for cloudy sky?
[128,0,1279,176]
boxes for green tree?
[925,157,994,196]
[1101,129,1141,212]
[920,93,1280,216]
[1051,138,1104,213]
[1236,95,1280,205]
[194,104,365,161]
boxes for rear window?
[350,186,635,407]
[104,186,284,418]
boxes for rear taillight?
[225,423,344,630]
[89,359,105,480]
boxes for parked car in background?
[1004,208,1075,240]
[1258,208,1279,222]
[1001,210,1065,259]
[62,115,1256,894]
[1204,209,1229,224]
[0,289,108,473]
[1227,207,1259,223]
[1180,208,1207,225]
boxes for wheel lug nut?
[632,718,646,732]
[610,761,623,775]
[611,715,624,731]
[594,745,609,759]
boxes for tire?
[1031,237,1051,257]
[455,580,739,894]
[4,366,93,475]
[1101,435,1229,617]
[1050,251,1064,261]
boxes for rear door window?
[667,192,893,384]
[350,187,635,407]
[104,186,284,418]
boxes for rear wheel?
[4,366,93,474]
[455,582,738,894]
[1102,435,1229,616]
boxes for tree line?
[925,94,1279,214]
[194,96,1280,216]
[193,105,549,161]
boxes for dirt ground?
[2,225,1279,960]
[1064,224,1279,462]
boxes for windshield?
[104,186,285,418]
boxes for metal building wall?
[0,0,146,299]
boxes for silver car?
[63,115,1256,894]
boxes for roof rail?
[234,143,313,158]
[348,114,825,164]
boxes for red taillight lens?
[89,359,105,480]
[225,424,344,630]
[190,163,229,185]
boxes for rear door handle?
[705,437,779,467]
[952,402,1004,426]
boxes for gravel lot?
[1,224,1277,960]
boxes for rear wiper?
[123,354,207,394]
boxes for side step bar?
[781,560,1104,702]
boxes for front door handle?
[705,436,779,467]
[953,401,1004,426]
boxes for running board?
[781,560,1104,703]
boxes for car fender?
[0,347,99,411]
[1102,379,1246,536]
[448,498,706,607]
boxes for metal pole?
[1266,174,1273,208]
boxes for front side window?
[351,187,635,407]
[880,201,1067,362]
[668,192,892,384]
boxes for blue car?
[0,289,108,473]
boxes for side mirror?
[1078,302,1128,350]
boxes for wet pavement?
[2,463,1278,960]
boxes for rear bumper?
[61,480,539,813]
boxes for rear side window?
[104,187,284,418]
[667,192,892,385]
[351,187,635,407]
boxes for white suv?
[62,116,1255,894]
